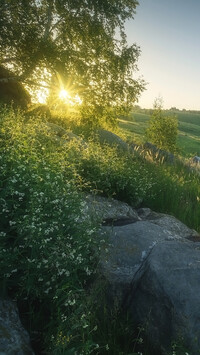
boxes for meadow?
[118,110,200,157]
[0,106,200,354]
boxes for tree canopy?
[0,0,145,121]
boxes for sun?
[58,88,82,105]
[59,89,71,101]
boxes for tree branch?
[0,76,52,90]
[43,0,54,40]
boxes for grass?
[118,111,200,157]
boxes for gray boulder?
[43,122,87,148]
[95,129,130,152]
[143,142,175,163]
[85,194,140,224]
[97,200,200,354]
[127,241,200,354]
[0,298,34,354]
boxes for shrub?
[146,98,178,153]
[0,107,99,353]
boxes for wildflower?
[11,269,17,273]
[0,232,6,237]
[9,221,16,226]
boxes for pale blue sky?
[125,0,200,109]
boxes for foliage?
[73,141,153,206]
[0,107,154,353]
[0,107,99,353]
[146,98,178,152]
[0,0,145,122]
[1,106,200,354]
[142,158,200,233]
[118,110,200,157]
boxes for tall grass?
[140,153,200,232]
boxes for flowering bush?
[0,108,100,352]
[0,107,154,354]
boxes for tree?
[146,98,178,153]
[0,0,145,122]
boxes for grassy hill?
[1,106,200,354]
[118,111,200,157]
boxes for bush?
[73,141,154,206]
[0,107,153,353]
[146,98,178,152]
[0,107,99,353]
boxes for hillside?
[1,106,200,355]
[118,110,200,157]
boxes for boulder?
[85,194,140,224]
[127,241,200,354]
[95,129,130,152]
[143,142,175,164]
[0,298,34,354]
[96,198,200,354]
[45,122,87,147]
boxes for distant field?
[118,111,200,157]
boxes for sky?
[125,0,200,110]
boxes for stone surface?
[96,129,130,152]
[192,156,200,164]
[0,298,34,354]
[143,142,175,163]
[96,199,200,354]
[137,208,199,240]
[127,241,200,354]
[45,122,87,147]
[85,194,140,223]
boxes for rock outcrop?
[0,298,34,354]
[90,196,200,354]
[95,129,130,152]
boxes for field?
[118,111,200,157]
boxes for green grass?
[118,111,200,157]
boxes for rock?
[95,129,130,152]
[45,122,87,147]
[85,194,140,223]
[143,142,175,163]
[0,298,34,354]
[127,241,200,354]
[192,156,200,164]
[97,200,200,354]
[137,208,199,240]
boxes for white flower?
[11,269,17,273]
[0,232,6,237]
[9,221,16,226]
